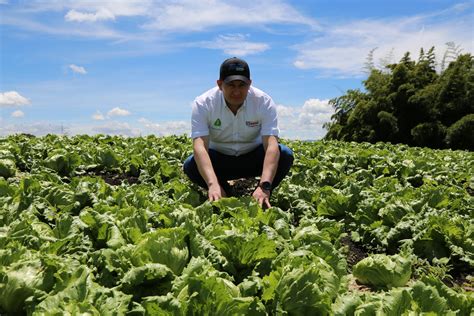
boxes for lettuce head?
[353,254,412,289]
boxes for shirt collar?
[220,92,247,113]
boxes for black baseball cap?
[219,57,251,84]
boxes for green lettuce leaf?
[332,293,364,316]
[141,293,184,316]
[292,225,347,276]
[131,227,189,275]
[211,231,277,281]
[353,254,412,288]
[173,257,266,316]
[422,276,474,315]
[263,250,341,315]
[0,259,54,314]
[0,159,16,179]
[119,263,174,300]
[31,263,132,315]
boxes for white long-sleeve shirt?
[191,86,279,156]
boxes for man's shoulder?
[248,86,271,103]
[195,86,221,104]
[248,86,269,97]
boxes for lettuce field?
[0,134,473,315]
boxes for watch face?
[261,181,272,191]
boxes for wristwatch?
[259,181,272,192]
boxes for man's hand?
[208,183,227,202]
[252,186,271,209]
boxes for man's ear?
[217,80,223,90]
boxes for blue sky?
[1,0,473,139]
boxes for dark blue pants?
[183,144,294,191]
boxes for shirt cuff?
[191,130,209,139]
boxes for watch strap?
[259,181,272,191]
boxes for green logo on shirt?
[214,118,221,127]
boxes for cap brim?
[223,75,250,84]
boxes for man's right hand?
[208,183,227,201]
[193,136,224,201]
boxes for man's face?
[217,80,251,108]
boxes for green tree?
[435,54,474,126]
[324,46,473,150]
[446,114,474,150]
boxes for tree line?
[324,44,473,150]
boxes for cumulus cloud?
[0,122,65,136]
[0,91,31,107]
[1,15,127,40]
[69,64,87,74]
[107,107,131,117]
[90,121,141,136]
[142,0,316,32]
[11,110,25,118]
[0,121,143,137]
[24,0,314,32]
[21,0,151,17]
[0,0,317,58]
[91,108,131,121]
[302,98,334,114]
[276,98,334,140]
[138,118,190,136]
[293,4,473,76]
[65,8,115,22]
[0,104,329,138]
[200,34,270,56]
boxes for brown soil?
[466,187,474,196]
[81,170,140,186]
[449,273,474,292]
[341,235,368,270]
[228,178,259,197]
[347,275,373,292]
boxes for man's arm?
[193,136,227,201]
[253,135,280,208]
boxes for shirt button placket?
[233,116,238,154]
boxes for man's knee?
[183,155,197,178]
[279,144,294,167]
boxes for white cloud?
[143,0,316,32]
[92,111,105,120]
[9,0,314,35]
[91,108,131,121]
[11,110,25,118]
[302,98,334,114]
[138,118,190,136]
[293,5,474,76]
[65,8,115,22]
[0,0,315,46]
[0,121,140,137]
[22,0,152,16]
[277,98,334,140]
[0,106,329,138]
[69,64,87,74]
[0,0,9,5]
[1,14,129,41]
[107,107,131,117]
[0,122,65,136]
[90,121,141,136]
[201,34,270,56]
[0,91,31,107]
[276,104,295,119]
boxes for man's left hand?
[252,187,271,209]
